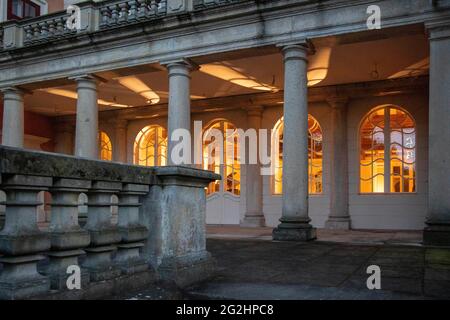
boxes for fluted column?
[114,119,128,163]
[424,21,450,246]
[73,75,99,159]
[165,59,197,165]
[241,106,265,227]
[1,87,25,148]
[273,44,316,241]
[325,97,351,229]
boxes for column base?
[424,223,450,246]
[82,246,122,282]
[158,251,216,288]
[325,217,351,230]
[0,255,50,300]
[240,215,266,228]
[0,231,50,256]
[273,219,316,242]
[39,249,89,290]
[115,242,149,275]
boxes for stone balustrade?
[0,146,219,300]
[0,0,249,50]
[99,0,167,29]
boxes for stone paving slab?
[185,238,450,300]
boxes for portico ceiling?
[14,31,428,117]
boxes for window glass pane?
[360,108,385,193]
[389,108,416,193]
[273,115,323,195]
[134,125,167,167]
[203,121,240,196]
[360,106,416,193]
[99,131,113,161]
[12,0,24,18]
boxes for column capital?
[277,40,315,62]
[0,86,29,97]
[243,105,264,117]
[113,119,128,130]
[425,18,450,40]
[326,96,349,109]
[161,58,199,73]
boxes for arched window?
[99,131,113,161]
[203,120,240,196]
[134,125,167,166]
[360,106,416,193]
[273,115,323,195]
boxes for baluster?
[47,19,56,37]
[156,0,166,15]
[114,184,149,274]
[23,25,33,43]
[128,0,138,21]
[0,175,52,299]
[38,179,91,290]
[56,18,65,35]
[137,0,149,19]
[100,7,111,28]
[118,2,130,23]
[110,5,120,25]
[33,24,41,41]
[38,22,49,40]
[82,181,122,282]
[0,190,5,230]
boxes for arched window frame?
[271,115,324,195]
[133,125,167,167]
[99,131,113,161]
[202,119,241,196]
[359,105,417,194]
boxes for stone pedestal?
[142,167,219,287]
[0,255,50,300]
[273,43,316,241]
[83,246,121,282]
[115,243,148,275]
[39,250,89,291]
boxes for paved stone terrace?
[186,238,450,300]
[118,228,450,300]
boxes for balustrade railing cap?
[0,146,220,186]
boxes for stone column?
[325,97,351,229]
[113,119,128,163]
[165,59,197,165]
[1,87,25,148]
[273,44,316,241]
[424,21,450,246]
[241,106,265,227]
[73,75,99,159]
[54,122,74,155]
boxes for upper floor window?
[134,125,167,166]
[273,115,323,195]
[8,0,41,20]
[99,131,112,161]
[360,106,416,193]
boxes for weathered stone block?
[82,246,121,282]
[273,224,317,242]
[0,255,50,300]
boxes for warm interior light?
[116,76,160,104]
[388,58,429,79]
[307,47,332,87]
[41,88,130,108]
[200,63,278,92]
